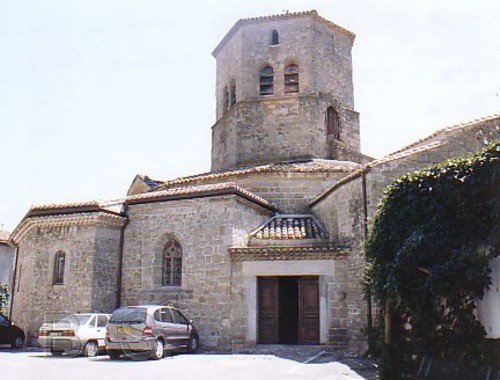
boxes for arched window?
[326,107,340,139]
[53,251,66,285]
[284,64,299,93]
[259,66,274,95]
[271,29,279,45]
[162,239,182,286]
[230,82,236,106]
[223,86,229,111]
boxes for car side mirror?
[188,320,193,326]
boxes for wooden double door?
[258,276,319,344]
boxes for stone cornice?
[10,212,127,244]
[228,245,348,261]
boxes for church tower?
[211,10,360,171]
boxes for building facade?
[9,10,500,350]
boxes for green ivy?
[0,284,9,315]
[365,142,499,378]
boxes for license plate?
[49,332,63,336]
[117,326,133,334]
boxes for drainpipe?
[116,205,129,309]
[8,241,19,320]
[361,171,373,331]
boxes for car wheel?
[10,336,24,349]
[150,339,164,360]
[50,350,64,357]
[187,335,199,353]
[108,350,121,360]
[83,341,98,357]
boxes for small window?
[271,29,279,45]
[52,251,66,285]
[284,64,299,93]
[259,66,274,95]
[327,107,340,139]
[97,315,108,328]
[162,238,182,286]
[230,83,236,106]
[223,86,229,111]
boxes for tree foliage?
[365,142,499,378]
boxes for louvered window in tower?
[162,239,182,286]
[284,64,299,93]
[259,66,274,95]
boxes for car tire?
[50,350,64,357]
[83,341,99,357]
[187,335,199,353]
[108,350,121,360]
[150,339,164,360]
[10,336,24,349]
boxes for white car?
[38,313,110,357]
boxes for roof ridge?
[389,113,500,156]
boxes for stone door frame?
[242,260,334,344]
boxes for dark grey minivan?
[105,305,199,360]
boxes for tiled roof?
[310,113,500,206]
[309,141,445,206]
[28,199,124,217]
[154,159,360,191]
[213,10,355,57]
[250,215,327,240]
[390,113,500,156]
[126,182,277,211]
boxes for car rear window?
[110,308,147,324]
[53,314,91,325]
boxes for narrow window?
[271,29,279,45]
[284,64,299,93]
[327,107,340,139]
[223,86,229,111]
[162,239,182,286]
[259,66,274,95]
[53,251,66,285]
[230,83,236,106]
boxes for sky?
[0,0,499,231]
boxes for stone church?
[8,10,499,351]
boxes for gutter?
[8,241,19,320]
[116,205,129,309]
[361,171,373,331]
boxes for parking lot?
[0,348,376,380]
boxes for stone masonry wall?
[11,221,123,342]
[121,195,271,349]
[167,171,348,214]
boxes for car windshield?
[110,308,147,324]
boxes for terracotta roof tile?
[154,159,360,191]
[126,182,277,211]
[250,215,327,240]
